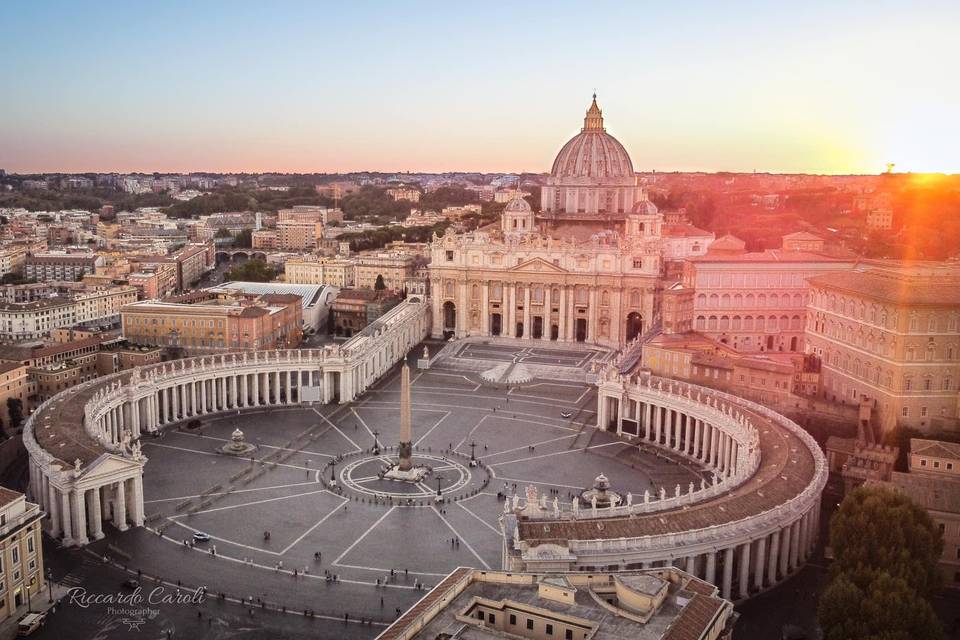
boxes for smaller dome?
[631,200,658,215]
[504,194,532,213]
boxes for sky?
[1,1,957,175]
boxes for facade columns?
[523,286,531,339]
[558,287,567,342]
[481,282,490,336]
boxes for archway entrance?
[516,322,524,338]
[491,313,501,336]
[550,324,559,340]
[442,301,456,339]
[532,316,543,339]
[575,318,587,342]
[626,312,643,342]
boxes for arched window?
[444,281,454,297]
[630,290,641,307]
[709,294,719,308]
[708,316,718,330]
[697,293,707,307]
[743,315,753,330]
[696,316,706,330]
[471,284,479,299]
[732,315,742,330]
[600,290,610,306]
[734,293,743,307]
[719,315,730,330]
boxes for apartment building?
[684,234,855,353]
[806,265,960,433]
[355,252,416,291]
[0,488,45,625]
[24,253,102,281]
[284,257,356,288]
[122,291,303,354]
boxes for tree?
[214,228,233,238]
[829,485,943,596]
[6,398,23,431]
[234,228,253,248]
[374,274,386,290]
[818,570,943,640]
[224,259,275,283]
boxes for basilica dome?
[550,96,634,180]
[504,193,532,212]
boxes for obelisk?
[397,361,413,471]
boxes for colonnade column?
[241,374,248,407]
[47,483,61,537]
[767,530,780,585]
[131,475,144,527]
[72,489,88,546]
[754,535,767,591]
[114,480,128,531]
[89,487,103,539]
[60,490,73,545]
[738,541,751,599]
[722,546,734,600]
[778,526,791,577]
[705,551,717,586]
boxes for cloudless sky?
[1,0,957,174]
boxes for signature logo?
[121,618,146,631]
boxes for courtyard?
[56,347,704,637]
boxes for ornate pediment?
[508,257,568,274]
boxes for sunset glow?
[1,1,957,175]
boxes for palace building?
[429,96,663,348]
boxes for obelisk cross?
[397,361,413,471]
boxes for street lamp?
[329,460,338,487]
[26,576,35,613]
[372,430,381,455]
[46,568,53,603]
[435,475,445,497]
[469,441,478,467]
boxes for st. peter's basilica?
[429,96,663,348]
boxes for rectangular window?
[527,619,534,630]
[566,631,574,640]
[509,614,517,625]
[487,613,495,624]
[547,623,554,635]
[446,250,454,261]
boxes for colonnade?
[505,367,828,602]
[24,298,432,547]
[27,466,143,547]
[598,394,743,479]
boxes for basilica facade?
[429,97,664,348]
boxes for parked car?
[192,532,211,543]
[122,578,140,590]
[17,612,46,636]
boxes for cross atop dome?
[583,93,604,131]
